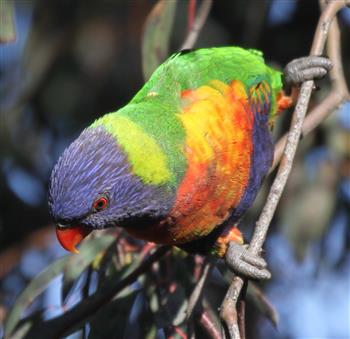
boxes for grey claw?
[284,56,333,85]
[287,56,332,70]
[293,67,327,83]
[242,251,267,269]
[225,242,271,280]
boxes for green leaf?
[6,322,32,339]
[0,0,16,43]
[87,290,138,339]
[61,232,117,302]
[4,256,69,337]
[145,324,157,339]
[141,0,177,80]
[7,310,46,339]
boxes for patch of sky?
[262,233,350,338]
[267,0,297,26]
[266,233,320,281]
[63,271,92,310]
[337,101,350,130]
[340,7,350,26]
[43,274,63,320]
[0,3,33,69]
[2,271,26,307]
[323,211,348,266]
[304,146,329,181]
[20,248,51,279]
[340,179,350,203]
[3,162,44,207]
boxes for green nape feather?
[93,115,172,184]
[92,100,186,188]
[92,47,283,187]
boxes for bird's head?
[48,125,172,253]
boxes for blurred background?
[0,0,349,338]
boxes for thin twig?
[21,246,171,339]
[199,309,222,339]
[237,300,246,339]
[220,1,349,338]
[186,260,213,320]
[220,276,242,339]
[180,0,213,51]
[187,0,197,34]
[237,281,247,339]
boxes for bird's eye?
[93,195,109,212]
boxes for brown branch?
[237,300,246,339]
[20,246,171,339]
[186,260,213,320]
[187,0,197,34]
[180,0,213,51]
[220,277,242,338]
[220,1,349,338]
[272,0,349,171]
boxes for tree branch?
[199,309,222,339]
[220,1,349,338]
[180,0,213,51]
[272,0,350,171]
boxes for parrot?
[48,47,331,279]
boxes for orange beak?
[55,224,92,254]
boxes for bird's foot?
[225,242,271,280]
[283,56,332,86]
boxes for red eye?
[93,196,109,212]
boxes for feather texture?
[49,46,290,255]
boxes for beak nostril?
[56,223,67,229]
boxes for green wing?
[132,47,283,116]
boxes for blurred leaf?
[4,256,69,337]
[169,286,188,326]
[7,322,31,339]
[150,285,187,327]
[0,0,16,43]
[282,179,336,260]
[142,0,177,80]
[7,310,45,339]
[247,282,279,328]
[145,325,157,339]
[87,290,138,339]
[61,232,117,302]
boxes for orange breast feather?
[166,80,255,244]
[125,80,255,245]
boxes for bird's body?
[49,47,292,256]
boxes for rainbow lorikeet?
[49,47,331,279]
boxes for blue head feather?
[48,126,174,229]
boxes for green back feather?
[133,47,283,114]
[92,47,283,187]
